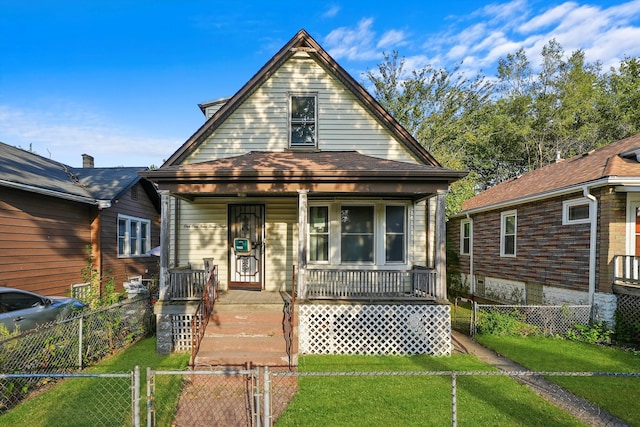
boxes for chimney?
[82,154,94,168]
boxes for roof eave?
[455,177,622,218]
[0,179,97,205]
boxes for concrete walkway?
[451,331,630,427]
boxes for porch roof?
[141,150,466,200]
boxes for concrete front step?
[195,303,293,367]
[207,311,283,337]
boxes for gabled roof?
[461,133,640,213]
[0,141,157,208]
[162,29,440,167]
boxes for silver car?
[0,287,85,334]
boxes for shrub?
[476,309,540,336]
[566,322,612,345]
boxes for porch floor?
[194,290,295,367]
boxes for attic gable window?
[290,94,317,148]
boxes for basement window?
[562,198,591,225]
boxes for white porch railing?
[305,268,437,300]
[613,255,640,285]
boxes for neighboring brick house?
[0,142,161,297]
[447,133,640,324]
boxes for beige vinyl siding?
[186,52,421,165]
[412,201,428,267]
[173,197,298,292]
[264,198,298,291]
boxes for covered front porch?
[145,151,461,355]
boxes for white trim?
[626,193,640,255]
[562,198,591,225]
[500,210,517,257]
[307,200,410,268]
[288,92,318,148]
[118,214,152,258]
[460,219,471,255]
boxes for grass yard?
[0,337,189,427]
[275,354,586,427]
[476,335,640,426]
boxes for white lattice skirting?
[171,314,193,352]
[299,304,451,356]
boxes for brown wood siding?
[0,187,93,296]
[99,182,161,289]
[456,193,591,292]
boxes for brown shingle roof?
[462,133,640,212]
[148,151,464,180]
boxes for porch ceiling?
[142,151,466,200]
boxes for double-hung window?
[500,210,517,257]
[309,206,329,262]
[460,219,471,255]
[290,94,317,148]
[118,214,151,257]
[385,205,406,262]
[308,203,407,265]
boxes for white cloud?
[0,104,177,167]
[324,18,381,61]
[414,0,640,77]
[322,5,340,18]
[377,29,406,49]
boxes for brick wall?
[450,191,592,294]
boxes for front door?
[228,204,265,290]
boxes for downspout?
[583,186,597,305]
[466,213,474,295]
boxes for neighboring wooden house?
[141,29,465,355]
[447,133,640,326]
[0,142,161,297]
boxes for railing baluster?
[301,268,437,299]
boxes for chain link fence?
[0,297,152,373]
[0,370,137,426]
[0,297,152,413]
[0,365,637,426]
[472,303,592,335]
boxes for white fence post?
[451,372,457,427]
[133,366,141,427]
[263,366,271,427]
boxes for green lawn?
[4,333,636,426]
[0,338,189,427]
[476,334,640,425]
[275,354,586,427]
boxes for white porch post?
[434,190,448,301]
[159,190,171,301]
[297,190,308,299]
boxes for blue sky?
[1,0,640,168]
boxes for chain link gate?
[147,365,264,426]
